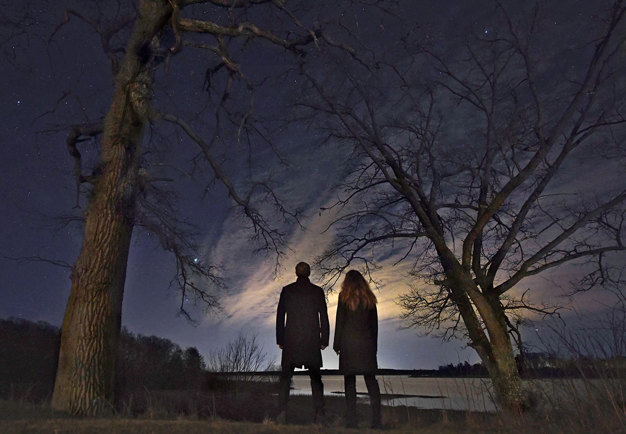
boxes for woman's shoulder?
[341,302,376,313]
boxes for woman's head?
[339,270,377,310]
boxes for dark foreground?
[2,394,623,434]
[0,398,502,433]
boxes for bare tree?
[303,1,626,411]
[29,0,328,415]
[207,333,272,379]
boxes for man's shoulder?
[307,282,325,297]
[282,280,323,292]
[310,282,324,292]
[282,281,299,291]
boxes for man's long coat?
[333,301,378,375]
[276,277,330,369]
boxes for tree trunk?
[481,293,526,413]
[470,292,525,412]
[450,270,526,412]
[485,335,525,413]
[51,1,172,415]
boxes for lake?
[289,375,613,412]
[290,375,497,412]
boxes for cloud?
[202,141,345,317]
[204,187,428,346]
[205,191,340,327]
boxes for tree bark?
[455,275,525,412]
[481,294,526,413]
[486,334,525,413]
[51,0,172,415]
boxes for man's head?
[295,262,311,278]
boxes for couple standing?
[276,262,382,428]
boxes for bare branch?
[1,255,73,270]
[155,111,288,258]
[497,191,626,294]
[178,18,317,54]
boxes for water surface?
[290,375,497,412]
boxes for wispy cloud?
[202,141,350,328]
[205,188,423,341]
[205,192,340,326]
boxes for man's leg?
[344,374,357,428]
[278,364,295,421]
[308,366,325,421]
[364,374,382,428]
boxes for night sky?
[1,1,624,370]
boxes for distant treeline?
[0,318,59,400]
[0,317,208,402]
[240,366,489,377]
[279,356,625,379]
[415,356,626,379]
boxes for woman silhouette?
[333,270,382,428]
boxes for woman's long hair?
[339,270,377,311]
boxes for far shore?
[212,368,475,377]
[209,367,611,379]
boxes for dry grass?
[0,398,554,434]
[2,372,624,433]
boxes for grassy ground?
[0,398,560,434]
[2,377,624,433]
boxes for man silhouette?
[276,262,329,423]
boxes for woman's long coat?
[333,300,378,375]
[276,277,330,369]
